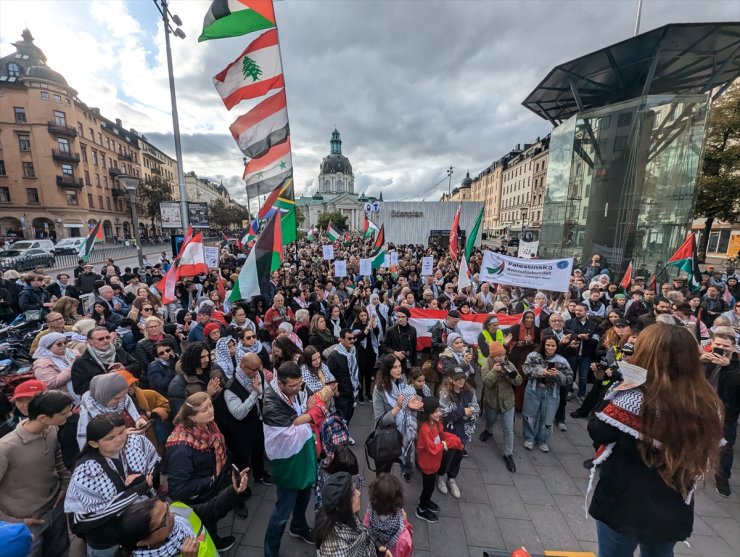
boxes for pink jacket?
[33,357,72,390]
[363,512,414,557]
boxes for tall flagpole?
[634,0,643,36]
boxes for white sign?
[322,245,334,260]
[364,202,373,213]
[160,202,182,229]
[372,201,380,213]
[203,246,219,269]
[613,362,648,391]
[479,250,573,292]
[334,260,347,277]
[421,256,434,276]
[382,253,390,268]
[390,251,399,266]
[359,258,372,276]
[518,240,539,259]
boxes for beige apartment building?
[0,29,178,242]
[470,160,504,238]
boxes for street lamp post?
[118,175,145,269]
[520,208,528,240]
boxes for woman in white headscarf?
[33,332,81,405]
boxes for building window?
[80,145,87,162]
[77,123,84,136]
[87,193,94,207]
[41,91,49,101]
[98,195,103,209]
[613,135,628,152]
[14,107,26,124]
[27,188,40,204]
[95,174,101,187]
[617,113,632,127]
[88,128,94,140]
[22,162,35,177]
[66,191,78,205]
[53,94,62,103]
[106,197,111,210]
[6,63,20,77]
[101,154,106,168]
[53,110,66,126]
[91,150,98,166]
[0,160,5,175]
[58,138,70,153]
[97,133,103,145]
[0,187,10,202]
[84,170,91,186]
[61,164,74,177]
[103,176,108,189]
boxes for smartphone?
[232,464,240,476]
[712,347,726,356]
[137,420,152,431]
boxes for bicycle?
[720,254,738,270]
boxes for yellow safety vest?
[171,502,218,557]
[478,328,506,366]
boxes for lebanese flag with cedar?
[176,232,209,277]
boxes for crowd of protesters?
[0,233,738,557]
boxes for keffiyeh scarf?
[317,517,376,557]
[214,338,236,379]
[367,505,405,548]
[80,391,134,425]
[382,379,418,463]
[132,515,193,557]
[335,344,359,400]
[301,363,335,395]
[165,421,227,477]
[87,343,117,369]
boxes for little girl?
[409,367,432,398]
[364,474,414,557]
[415,397,463,523]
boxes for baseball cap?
[447,310,461,319]
[11,380,46,401]
[614,318,630,328]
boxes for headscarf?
[89,373,129,407]
[214,337,236,379]
[32,332,80,405]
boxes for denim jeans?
[28,504,70,557]
[596,520,675,557]
[87,547,119,557]
[522,384,559,445]
[570,356,592,397]
[483,405,515,456]
[264,485,312,557]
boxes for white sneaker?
[539,443,550,453]
[523,440,534,450]
[448,478,461,499]
[558,422,568,432]
[348,436,356,446]
[436,475,448,494]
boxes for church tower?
[318,128,354,194]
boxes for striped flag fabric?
[326,221,341,242]
[465,207,483,262]
[241,223,258,246]
[213,29,284,110]
[619,260,633,290]
[450,205,461,260]
[156,259,179,304]
[199,0,276,42]
[369,248,387,270]
[79,221,102,262]
[258,174,292,219]
[457,255,471,291]
[372,224,385,254]
[362,213,379,238]
[176,233,209,277]
[229,211,282,302]
[244,139,292,197]
[230,90,289,159]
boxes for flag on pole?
[241,223,258,246]
[243,139,292,198]
[199,0,276,42]
[258,175,293,220]
[457,255,471,292]
[362,213,379,238]
[176,233,209,277]
[229,211,283,302]
[79,221,102,262]
[306,227,317,241]
[326,221,341,242]
[372,224,385,254]
[157,260,179,304]
[369,247,387,270]
[230,90,289,158]
[619,261,633,290]
[465,207,483,262]
[450,205,461,260]
[213,29,284,110]
[664,233,702,291]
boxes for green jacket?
[480,358,522,412]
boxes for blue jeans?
[571,356,592,397]
[264,485,312,557]
[483,405,515,456]
[522,385,559,445]
[596,520,675,557]
[87,547,119,557]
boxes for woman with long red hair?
[588,323,723,557]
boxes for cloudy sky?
[1,0,737,211]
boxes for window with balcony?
[27,188,40,204]
[0,187,10,202]
[22,162,35,177]
[53,110,66,126]
[66,191,78,205]
[6,63,20,78]
[0,160,5,176]
[61,164,74,178]
[57,138,70,153]
[14,107,26,124]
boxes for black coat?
[18,284,45,312]
[564,317,599,358]
[166,440,228,504]
[46,283,80,300]
[327,350,354,402]
[380,323,417,365]
[588,415,694,543]
[71,347,141,395]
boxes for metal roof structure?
[522,22,740,125]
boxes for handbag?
[364,416,402,472]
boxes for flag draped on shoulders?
[199,0,276,42]
[229,211,282,302]
[213,29,284,110]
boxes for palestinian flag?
[230,89,289,158]
[229,211,282,302]
[241,223,257,246]
[306,227,317,241]
[326,221,341,242]
[619,260,633,290]
[199,0,275,42]
[664,233,702,291]
[214,29,284,111]
[362,213,379,238]
[262,381,316,490]
[369,248,387,269]
[465,207,483,262]
[372,224,385,254]
[80,221,102,262]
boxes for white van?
[11,239,55,254]
[54,237,85,255]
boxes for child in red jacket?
[415,396,463,523]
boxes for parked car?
[54,237,84,255]
[10,239,56,253]
[0,248,55,272]
[506,236,520,247]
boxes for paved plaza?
[218,398,740,557]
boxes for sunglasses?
[53,340,68,346]
[142,307,154,312]
[244,335,256,340]
[157,348,172,356]
[92,335,111,341]
[345,337,356,342]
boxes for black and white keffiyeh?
[367,505,405,548]
[132,514,193,557]
[317,517,376,557]
[335,344,359,400]
[301,363,335,394]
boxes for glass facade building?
[539,94,709,276]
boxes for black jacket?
[46,283,80,300]
[166,440,228,504]
[705,354,740,425]
[75,272,101,294]
[588,415,695,543]
[18,284,45,312]
[327,350,354,402]
[71,348,141,394]
[564,317,599,358]
[380,323,417,366]
[147,358,178,396]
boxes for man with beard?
[636,298,671,331]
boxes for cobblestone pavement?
[218,397,740,557]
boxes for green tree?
[137,176,173,230]
[317,210,347,231]
[242,56,262,82]
[209,198,251,230]
[693,82,740,261]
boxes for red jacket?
[264,306,295,338]
[417,420,463,474]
